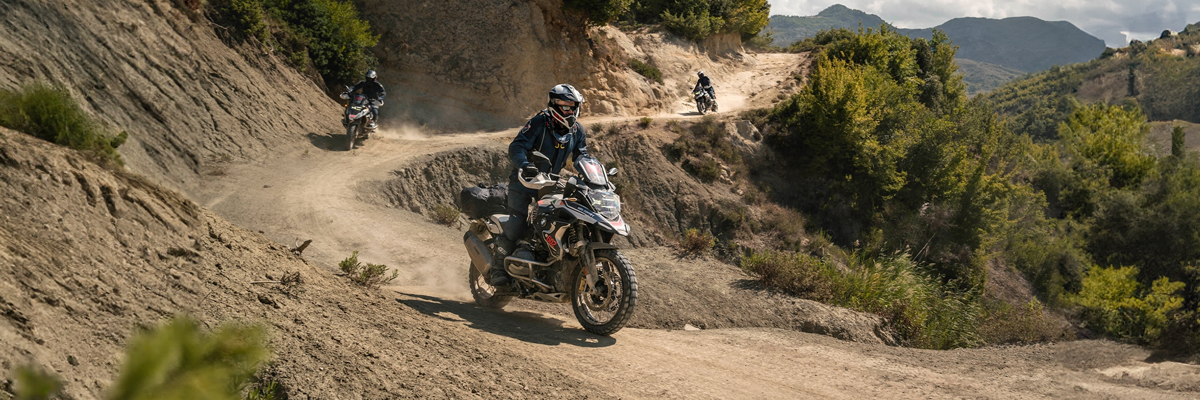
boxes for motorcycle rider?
[695,71,716,108]
[346,70,386,129]
[490,83,591,287]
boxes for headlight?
[586,190,621,220]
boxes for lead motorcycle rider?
[346,70,386,129]
[490,83,593,287]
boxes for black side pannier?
[459,183,508,219]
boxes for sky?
[770,0,1200,48]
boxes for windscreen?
[575,156,608,186]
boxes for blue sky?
[770,0,1200,47]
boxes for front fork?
[572,222,618,292]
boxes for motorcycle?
[461,152,638,336]
[339,86,382,151]
[694,86,717,115]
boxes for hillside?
[0,0,343,195]
[767,5,1106,95]
[981,22,1200,140]
[768,4,889,45]
[955,59,1025,96]
[899,17,1106,73]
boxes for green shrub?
[563,0,632,26]
[0,81,125,167]
[430,203,461,227]
[339,251,398,288]
[1069,266,1185,343]
[10,316,270,400]
[661,9,724,41]
[208,0,379,86]
[684,156,721,182]
[637,116,653,128]
[979,299,1072,344]
[741,250,984,349]
[1058,103,1157,189]
[109,316,269,400]
[637,0,769,41]
[681,228,715,254]
[629,59,663,84]
[740,250,834,300]
[209,0,271,44]
[11,365,61,400]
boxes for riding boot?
[489,236,515,287]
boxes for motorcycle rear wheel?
[571,249,637,336]
[345,124,357,151]
[469,264,513,309]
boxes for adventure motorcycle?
[461,152,638,336]
[694,86,717,115]
[339,86,381,151]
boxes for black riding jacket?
[508,111,589,195]
[350,80,386,100]
[695,75,712,89]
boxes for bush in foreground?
[0,81,126,167]
[11,316,271,400]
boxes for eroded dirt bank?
[0,0,343,194]
[0,127,601,399]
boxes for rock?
[734,120,761,141]
[683,324,701,331]
[595,100,616,115]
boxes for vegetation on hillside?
[609,0,770,41]
[0,81,127,168]
[981,22,1200,140]
[207,0,379,88]
[738,26,1200,351]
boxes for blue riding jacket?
[508,111,589,196]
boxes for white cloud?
[770,0,1194,47]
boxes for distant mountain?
[768,5,891,46]
[898,17,1106,73]
[767,5,1108,95]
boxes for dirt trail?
[194,52,1200,398]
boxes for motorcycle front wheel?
[697,101,706,115]
[571,249,637,336]
[469,264,513,309]
[345,123,357,151]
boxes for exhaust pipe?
[463,231,492,277]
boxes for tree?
[563,0,633,26]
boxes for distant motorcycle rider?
[347,70,386,129]
[695,71,715,102]
[490,84,591,287]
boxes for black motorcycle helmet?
[365,70,377,83]
[697,71,705,78]
[547,84,585,132]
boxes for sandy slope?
[189,51,1200,398]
